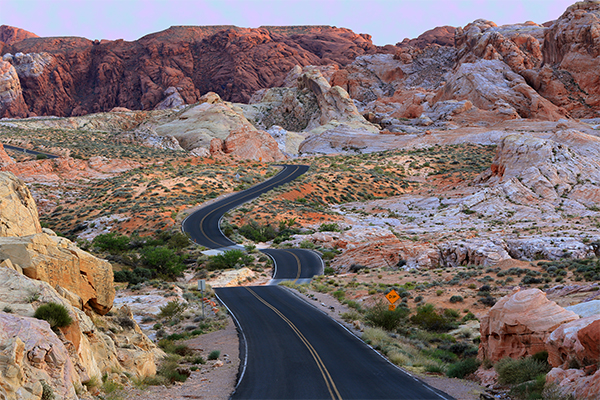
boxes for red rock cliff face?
[0,25,38,45]
[0,25,389,117]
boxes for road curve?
[183,164,453,399]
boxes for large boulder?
[478,288,579,362]
[0,232,115,315]
[0,172,41,237]
[546,314,600,369]
[0,313,79,400]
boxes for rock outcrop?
[0,60,28,118]
[546,368,600,400]
[546,314,600,369]
[478,288,579,362]
[0,25,38,46]
[0,232,115,315]
[0,172,41,237]
[0,267,162,399]
[431,59,565,120]
[0,25,390,118]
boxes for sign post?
[198,279,206,318]
[385,289,400,311]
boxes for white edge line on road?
[263,251,279,285]
[280,286,454,400]
[214,290,249,392]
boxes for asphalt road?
[183,164,453,399]
[182,164,309,250]
[216,286,453,400]
[2,143,58,159]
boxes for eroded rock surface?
[478,288,579,362]
[0,172,41,237]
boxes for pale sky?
[0,0,578,45]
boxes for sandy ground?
[124,318,240,400]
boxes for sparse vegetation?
[33,302,73,329]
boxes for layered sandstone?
[478,288,579,362]
[0,232,115,315]
[546,314,600,369]
[0,172,41,237]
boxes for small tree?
[93,232,130,253]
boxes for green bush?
[93,232,130,253]
[207,249,253,270]
[142,246,186,277]
[36,154,49,160]
[238,220,278,242]
[33,302,73,329]
[157,358,189,383]
[410,304,456,332]
[495,357,550,385]
[158,301,187,320]
[319,223,340,232]
[208,350,220,360]
[113,267,154,285]
[449,295,463,303]
[365,301,410,331]
[447,358,480,379]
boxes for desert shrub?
[117,316,136,330]
[113,266,154,285]
[207,249,253,271]
[41,380,55,400]
[365,301,410,331]
[495,357,550,385]
[410,304,456,332]
[449,295,463,303]
[319,223,340,232]
[324,267,336,275]
[157,357,189,383]
[93,232,130,253]
[142,246,186,277]
[447,358,481,379]
[36,154,49,160]
[208,350,220,360]
[479,295,496,307]
[158,301,187,320]
[34,302,73,329]
[157,230,191,250]
[238,220,278,242]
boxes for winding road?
[183,165,453,400]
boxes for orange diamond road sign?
[385,290,400,304]
[388,304,396,311]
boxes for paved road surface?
[183,164,453,399]
[2,143,58,159]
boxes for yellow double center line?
[197,165,301,248]
[246,288,342,400]
[281,250,302,283]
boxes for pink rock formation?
[431,59,565,120]
[0,60,29,118]
[546,368,600,400]
[536,1,600,117]
[478,288,579,362]
[0,25,38,45]
[222,127,287,162]
[546,314,600,369]
[0,143,14,166]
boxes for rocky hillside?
[0,171,162,399]
[0,24,394,118]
